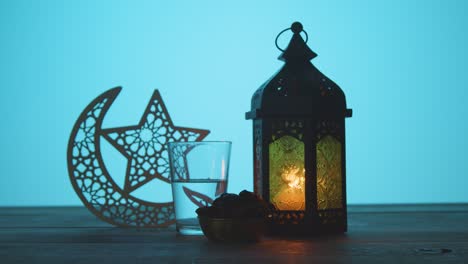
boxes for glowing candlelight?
[274,165,305,211]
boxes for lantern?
[245,22,352,235]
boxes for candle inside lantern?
[274,165,305,210]
[269,135,306,211]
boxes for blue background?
[1,0,467,206]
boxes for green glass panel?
[316,135,342,209]
[269,135,305,211]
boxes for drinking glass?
[168,141,231,235]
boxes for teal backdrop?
[1,0,467,206]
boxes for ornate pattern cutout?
[67,87,210,227]
[271,120,304,141]
[318,210,344,225]
[316,135,342,210]
[271,211,305,225]
[316,121,341,140]
[102,91,208,193]
[253,120,263,196]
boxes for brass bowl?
[198,216,265,242]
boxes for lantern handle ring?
[275,22,309,52]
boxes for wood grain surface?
[1,204,467,263]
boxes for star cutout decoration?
[102,90,209,193]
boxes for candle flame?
[281,165,305,190]
[275,165,306,211]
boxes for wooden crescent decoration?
[67,87,209,227]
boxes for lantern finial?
[290,22,303,34]
[276,22,317,62]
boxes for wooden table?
[1,205,467,263]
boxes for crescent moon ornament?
[67,87,209,227]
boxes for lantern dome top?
[246,22,352,120]
[277,22,317,62]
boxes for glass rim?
[168,141,232,146]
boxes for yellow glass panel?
[316,136,342,209]
[269,135,305,211]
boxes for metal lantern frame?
[246,22,352,235]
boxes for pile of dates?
[196,190,276,218]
